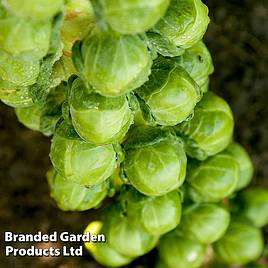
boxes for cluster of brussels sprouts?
[0,0,267,267]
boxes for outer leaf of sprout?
[200,78,210,93]
[214,220,264,265]
[177,203,230,244]
[84,221,134,267]
[50,55,77,89]
[15,85,67,136]
[47,169,108,211]
[123,126,187,196]
[61,0,95,54]
[136,58,201,126]
[238,187,268,228]
[141,191,181,235]
[2,0,64,20]
[146,32,185,58]
[153,0,210,49]
[159,233,208,268]
[81,29,152,97]
[50,121,117,186]
[174,41,214,90]
[0,15,51,59]
[69,79,133,145]
[0,79,33,108]
[30,14,64,106]
[175,91,234,160]
[225,142,254,190]
[187,151,239,203]
[97,0,170,34]
[0,50,40,86]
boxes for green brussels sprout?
[141,191,181,235]
[153,0,210,49]
[47,169,107,211]
[95,0,170,34]
[81,29,152,97]
[15,84,66,136]
[106,207,159,257]
[0,15,51,59]
[84,221,134,267]
[136,58,201,126]
[123,126,187,196]
[69,78,133,145]
[3,0,64,20]
[61,0,95,53]
[120,187,182,235]
[187,151,239,203]
[214,220,264,265]
[177,203,230,244]
[0,79,33,108]
[0,50,40,86]
[50,120,117,186]
[174,41,214,91]
[225,142,254,190]
[15,106,42,132]
[238,187,268,228]
[159,233,208,268]
[175,91,234,160]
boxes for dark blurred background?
[0,0,267,267]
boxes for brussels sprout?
[61,0,95,53]
[84,221,134,267]
[238,187,268,228]
[50,120,117,186]
[159,233,208,268]
[187,151,239,203]
[47,169,107,211]
[106,209,159,257]
[153,0,210,49]
[174,41,214,91]
[177,203,230,243]
[15,84,66,136]
[15,106,42,132]
[3,0,64,20]
[0,80,33,108]
[69,78,133,145]
[141,191,181,235]
[120,187,182,235]
[0,15,51,59]
[0,50,40,86]
[136,58,201,126]
[175,91,234,160]
[81,29,152,97]
[225,142,254,190]
[214,220,264,265]
[94,0,170,34]
[123,126,187,196]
